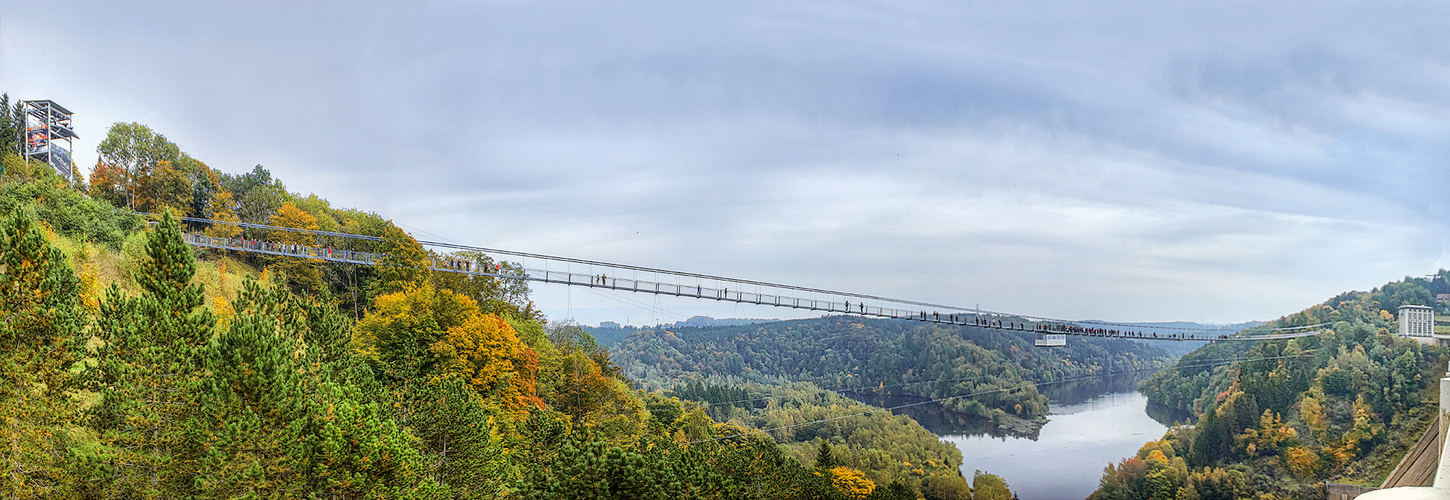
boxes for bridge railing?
[177,229,1313,342]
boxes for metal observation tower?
[20,100,77,182]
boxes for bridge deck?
[180,232,1315,342]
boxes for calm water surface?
[945,391,1165,500]
[851,373,1193,500]
[952,374,1192,500]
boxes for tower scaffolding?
[20,100,77,182]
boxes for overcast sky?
[4,1,1448,327]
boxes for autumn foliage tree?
[91,122,181,211]
[269,201,324,292]
[354,282,543,409]
[433,313,543,411]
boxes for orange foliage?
[432,313,543,411]
[357,283,544,411]
[89,160,130,208]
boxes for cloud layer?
[4,1,1448,326]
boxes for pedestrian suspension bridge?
[157,214,1324,345]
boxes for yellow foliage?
[1300,392,1328,440]
[78,262,102,316]
[1238,410,1296,457]
[213,296,235,331]
[270,202,321,245]
[822,466,875,499]
[357,283,543,411]
[1138,438,1177,460]
[1284,446,1318,478]
[1342,394,1383,455]
[205,201,243,239]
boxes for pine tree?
[406,376,511,497]
[88,209,216,497]
[187,278,444,497]
[0,208,86,496]
[188,307,309,497]
[815,441,838,469]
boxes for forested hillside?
[0,108,983,499]
[1090,274,1449,500]
[614,317,1175,427]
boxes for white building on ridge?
[1398,304,1435,345]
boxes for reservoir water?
[849,373,1193,500]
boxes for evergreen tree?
[87,209,216,497]
[0,208,86,496]
[188,306,310,497]
[304,382,448,499]
[406,376,511,497]
[189,278,443,498]
[815,441,839,470]
[0,94,18,155]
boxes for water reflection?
[840,372,1186,440]
[1145,399,1196,427]
[842,392,1040,439]
[1037,372,1148,406]
[843,371,1196,499]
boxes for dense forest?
[1089,274,1450,500]
[0,100,1008,499]
[612,317,1175,428]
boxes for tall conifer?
[0,208,85,496]
[90,209,215,497]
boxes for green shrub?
[0,154,142,248]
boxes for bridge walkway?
[178,230,1318,343]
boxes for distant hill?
[610,315,1177,432]
[585,315,779,346]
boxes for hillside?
[0,116,974,499]
[1089,274,1449,500]
[613,316,1177,430]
